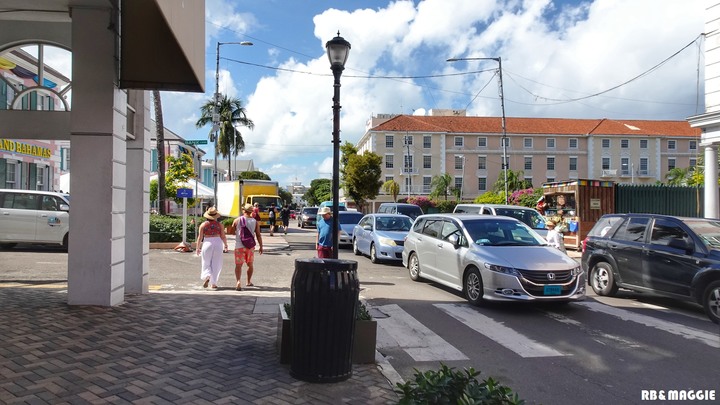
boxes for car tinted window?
[684,219,720,249]
[397,206,421,219]
[650,218,689,247]
[464,219,542,246]
[41,196,60,211]
[589,216,624,237]
[339,213,364,224]
[413,218,426,232]
[421,218,443,238]
[481,207,492,215]
[376,216,412,231]
[304,208,318,215]
[495,208,544,229]
[440,220,463,242]
[613,217,649,242]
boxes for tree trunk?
[153,90,167,215]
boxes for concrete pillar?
[68,7,127,306]
[125,90,151,294]
[705,145,719,219]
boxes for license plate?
[543,285,562,295]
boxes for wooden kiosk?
[540,179,615,250]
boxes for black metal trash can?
[290,258,359,383]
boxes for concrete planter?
[277,304,377,364]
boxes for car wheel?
[464,267,484,306]
[408,253,421,281]
[702,280,720,324]
[62,234,69,252]
[370,243,379,263]
[590,262,619,296]
[353,238,361,256]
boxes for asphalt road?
[2,224,719,405]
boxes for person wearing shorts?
[232,203,263,291]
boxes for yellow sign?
[0,139,52,159]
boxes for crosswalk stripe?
[435,303,567,358]
[376,304,468,361]
[576,302,720,348]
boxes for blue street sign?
[177,188,193,198]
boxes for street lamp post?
[213,40,253,205]
[326,32,351,259]
[447,56,508,201]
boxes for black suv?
[581,213,720,324]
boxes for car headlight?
[484,263,520,277]
[340,230,349,236]
[378,237,397,246]
[571,266,583,276]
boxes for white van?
[0,189,70,249]
[453,203,548,237]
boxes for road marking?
[577,301,720,348]
[435,303,566,358]
[543,311,644,349]
[376,304,468,361]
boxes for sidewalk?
[0,235,400,404]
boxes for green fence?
[615,184,705,217]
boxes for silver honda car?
[402,214,585,305]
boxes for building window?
[667,140,676,150]
[385,135,394,148]
[690,158,697,167]
[6,162,17,188]
[569,138,578,149]
[404,135,413,145]
[478,156,487,170]
[454,176,463,190]
[478,137,487,148]
[404,155,413,170]
[639,158,649,175]
[454,136,463,147]
[569,157,577,171]
[621,139,629,148]
[546,138,555,148]
[546,157,555,171]
[423,135,431,149]
[454,156,464,170]
[524,138,532,148]
[524,156,532,171]
[385,176,393,183]
[385,155,393,169]
[36,166,45,190]
[61,147,71,171]
[546,177,555,183]
[478,177,487,191]
[602,139,610,148]
[621,158,629,175]
[501,137,510,148]
[602,157,610,170]
[423,176,431,193]
[423,155,431,169]
[668,157,676,171]
[689,140,697,151]
[640,139,648,149]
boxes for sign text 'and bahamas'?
[0,139,52,158]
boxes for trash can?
[290,258,359,383]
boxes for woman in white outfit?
[196,207,228,289]
[545,221,566,254]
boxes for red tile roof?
[371,115,701,137]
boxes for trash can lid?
[295,258,358,272]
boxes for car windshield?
[463,219,545,246]
[685,219,720,249]
[397,206,421,219]
[254,197,281,210]
[339,213,364,224]
[375,216,413,231]
[494,208,546,229]
[303,208,318,215]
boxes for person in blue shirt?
[316,206,334,258]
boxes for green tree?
[165,153,197,205]
[665,167,690,186]
[492,169,532,195]
[238,171,271,180]
[196,95,254,177]
[153,90,167,214]
[430,173,453,201]
[278,188,293,206]
[382,179,400,202]
[304,178,332,206]
[343,151,383,212]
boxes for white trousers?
[200,237,224,285]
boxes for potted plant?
[221,217,235,234]
[277,301,377,364]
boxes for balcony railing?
[601,169,617,177]
[401,167,419,174]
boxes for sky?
[159,0,707,188]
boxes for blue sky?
[160,0,705,188]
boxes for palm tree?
[382,179,400,202]
[430,173,453,201]
[153,90,167,215]
[196,95,254,179]
[665,167,690,186]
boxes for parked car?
[353,214,414,263]
[297,207,318,228]
[581,213,720,324]
[377,203,423,220]
[290,210,296,220]
[453,204,548,237]
[0,189,71,250]
[338,211,365,246]
[402,214,584,305]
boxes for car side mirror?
[668,238,693,253]
[363,225,372,231]
[59,204,69,211]
[447,234,460,248]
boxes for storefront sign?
[590,198,601,209]
[0,139,52,158]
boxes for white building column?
[124,90,151,294]
[705,145,719,219]
[68,7,127,306]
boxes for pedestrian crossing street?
[374,300,720,362]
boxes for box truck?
[216,179,282,228]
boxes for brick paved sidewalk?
[0,287,399,404]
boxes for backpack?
[239,217,256,249]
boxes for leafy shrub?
[474,191,505,204]
[509,188,543,208]
[283,301,372,320]
[407,196,436,212]
[433,200,457,213]
[149,215,199,242]
[396,363,524,405]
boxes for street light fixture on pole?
[326,32,351,259]
[213,40,253,205]
[447,56,508,201]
